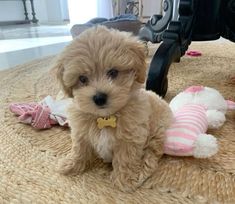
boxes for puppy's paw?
[57,157,85,175]
[111,172,141,193]
[57,158,77,175]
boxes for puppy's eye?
[107,68,118,79]
[79,75,88,85]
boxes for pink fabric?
[164,104,208,156]
[9,103,56,129]
[9,103,38,116]
[184,86,204,93]
[31,105,54,129]
[164,142,194,155]
[186,50,202,57]
[226,100,235,110]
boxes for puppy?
[53,26,172,192]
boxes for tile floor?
[2,24,230,71]
[0,24,71,40]
[0,24,73,70]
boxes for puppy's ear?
[51,58,73,97]
[128,40,147,84]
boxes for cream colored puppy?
[53,26,172,192]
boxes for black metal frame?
[0,0,38,25]
[22,0,38,23]
[145,0,196,96]
[140,0,235,97]
[29,0,38,23]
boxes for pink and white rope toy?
[9,96,72,129]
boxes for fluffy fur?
[52,26,172,192]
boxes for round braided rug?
[0,40,235,203]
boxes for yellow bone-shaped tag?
[97,115,117,129]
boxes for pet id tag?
[97,115,117,129]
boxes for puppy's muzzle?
[93,92,107,107]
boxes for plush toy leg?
[226,100,235,110]
[193,134,218,158]
[206,110,226,129]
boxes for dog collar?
[97,115,117,129]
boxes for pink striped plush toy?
[164,86,235,158]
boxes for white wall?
[0,0,70,23]
[32,0,48,22]
[34,0,69,23]
[97,0,113,19]
[118,0,162,18]
[68,0,97,24]
[60,0,69,20]
[45,0,63,22]
[0,1,25,21]
[142,0,162,17]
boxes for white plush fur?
[193,134,218,158]
[169,87,228,113]
[206,110,226,129]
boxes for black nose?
[93,92,107,106]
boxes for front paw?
[111,172,142,192]
[57,157,85,175]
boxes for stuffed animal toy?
[164,86,235,158]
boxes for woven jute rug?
[0,40,235,203]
